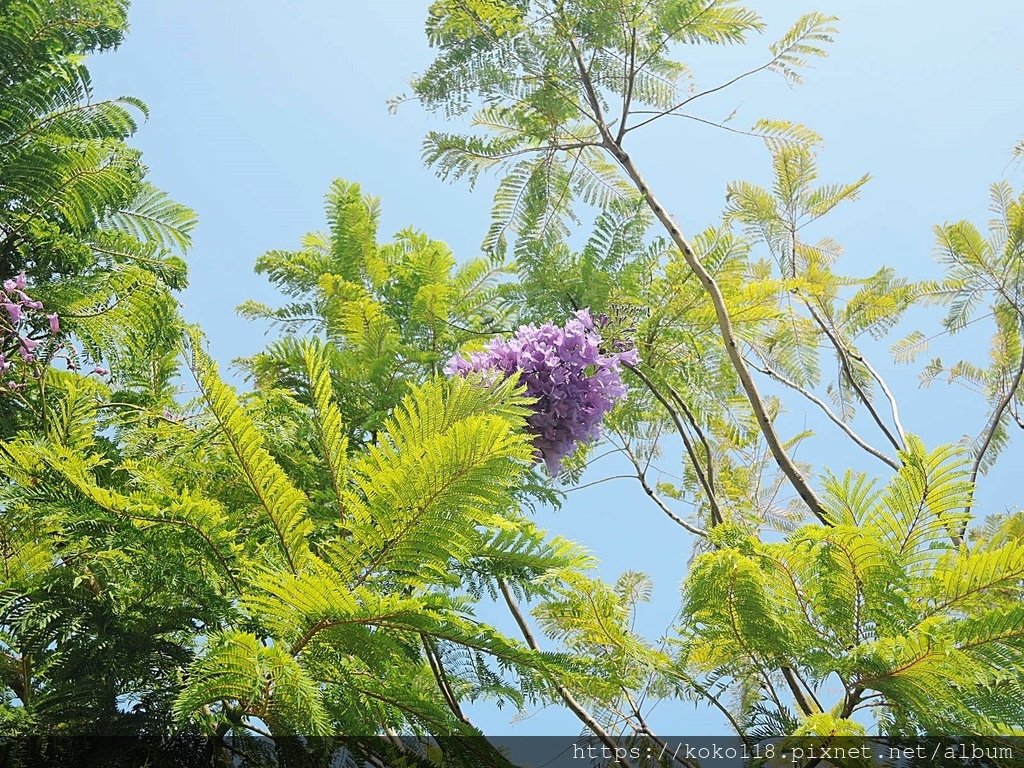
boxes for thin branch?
[626,363,722,525]
[497,579,636,768]
[850,349,908,446]
[665,382,717,497]
[622,690,700,768]
[785,666,823,714]
[625,59,778,134]
[628,110,781,140]
[965,349,1024,520]
[421,635,471,726]
[565,474,635,493]
[621,443,708,538]
[748,358,900,470]
[802,299,905,453]
[616,26,637,143]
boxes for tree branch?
[747,358,900,470]
[616,26,637,143]
[620,441,708,538]
[965,348,1024,520]
[626,363,722,525]
[421,634,471,726]
[802,299,905,453]
[605,138,830,524]
[498,579,636,768]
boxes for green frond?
[920,545,1024,619]
[103,181,197,252]
[246,565,550,680]
[189,333,313,573]
[466,526,596,597]
[683,541,799,669]
[325,178,381,284]
[44,373,103,451]
[751,119,823,149]
[302,339,349,515]
[657,0,765,46]
[891,330,929,365]
[869,438,972,566]
[175,631,332,736]
[819,469,883,526]
[32,445,243,592]
[768,13,838,85]
[339,376,533,584]
[422,130,528,186]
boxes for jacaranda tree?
[0,0,196,439]
[0,0,1022,766]
[399,0,1024,754]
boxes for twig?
[802,300,905,453]
[965,350,1024,521]
[748,358,900,470]
[626,363,722,525]
[421,635,471,726]
[498,579,637,768]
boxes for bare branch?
[747,358,900,470]
[802,298,905,453]
[966,349,1024,520]
[621,443,709,538]
[625,58,778,134]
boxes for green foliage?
[916,183,1024,473]
[2,0,1023,758]
[412,0,835,257]
[0,336,596,760]
[680,440,1024,734]
[239,179,512,444]
[410,0,1024,746]
[0,0,197,437]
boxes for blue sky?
[90,0,1023,736]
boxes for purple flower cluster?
[445,309,637,476]
[0,273,105,388]
[1,273,57,384]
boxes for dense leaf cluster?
[0,0,1021,766]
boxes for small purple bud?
[47,313,60,334]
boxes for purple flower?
[445,309,638,476]
[47,313,60,334]
[2,273,26,293]
[3,302,20,324]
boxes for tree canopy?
[0,1,1022,766]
